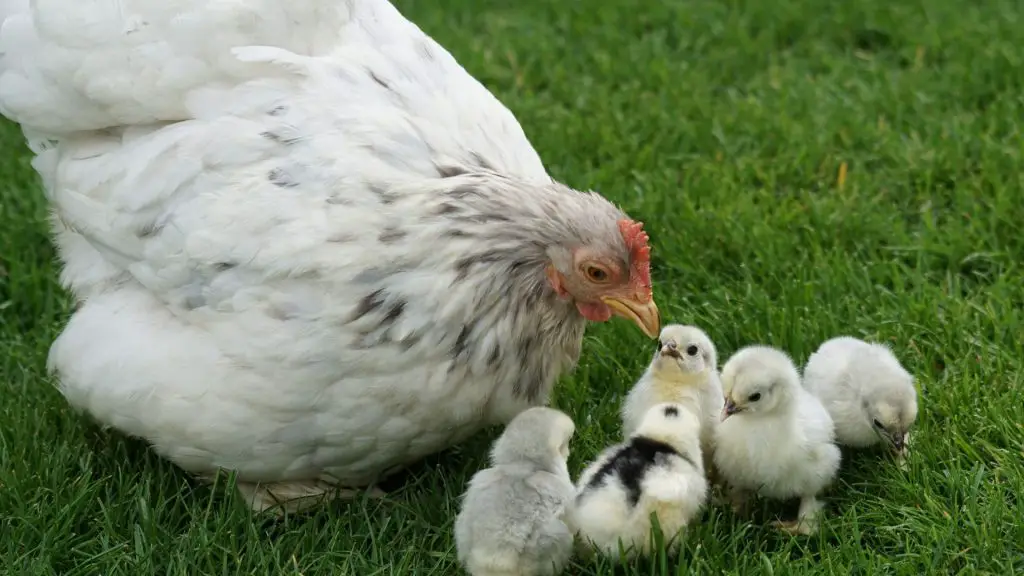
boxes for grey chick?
[454,407,576,576]
[802,336,918,464]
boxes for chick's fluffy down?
[454,407,576,576]
[713,346,841,501]
[455,468,575,575]
[571,403,707,559]
[803,336,918,449]
[621,324,724,458]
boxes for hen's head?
[544,217,659,338]
[424,171,659,339]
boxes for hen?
[0,0,659,513]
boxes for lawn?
[2,0,1023,573]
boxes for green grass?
[2,0,1023,573]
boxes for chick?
[713,346,841,535]
[621,325,724,466]
[571,403,708,559]
[802,336,918,464]
[454,407,576,576]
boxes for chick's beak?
[891,432,906,451]
[720,399,740,422]
[602,294,660,339]
[660,341,681,359]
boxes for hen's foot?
[236,480,385,516]
[772,518,816,536]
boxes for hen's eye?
[748,393,762,402]
[873,419,884,429]
[686,345,699,356]
[585,266,609,282]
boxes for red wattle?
[576,301,613,322]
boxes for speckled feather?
[0,0,641,491]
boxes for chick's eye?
[872,419,884,429]
[748,392,762,402]
[584,265,609,283]
[686,345,699,356]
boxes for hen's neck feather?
[345,169,622,402]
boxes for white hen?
[802,336,918,462]
[714,345,841,535]
[0,0,661,514]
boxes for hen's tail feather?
[0,0,395,135]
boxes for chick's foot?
[893,432,911,470]
[774,495,824,535]
[727,485,753,516]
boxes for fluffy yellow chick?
[621,324,723,470]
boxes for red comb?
[618,219,652,290]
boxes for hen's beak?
[720,399,741,422]
[602,295,660,338]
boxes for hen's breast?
[54,273,581,485]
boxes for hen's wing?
[0,0,550,379]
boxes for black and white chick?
[713,346,841,535]
[454,407,576,576]
[802,336,918,466]
[621,325,724,465]
[571,403,708,559]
